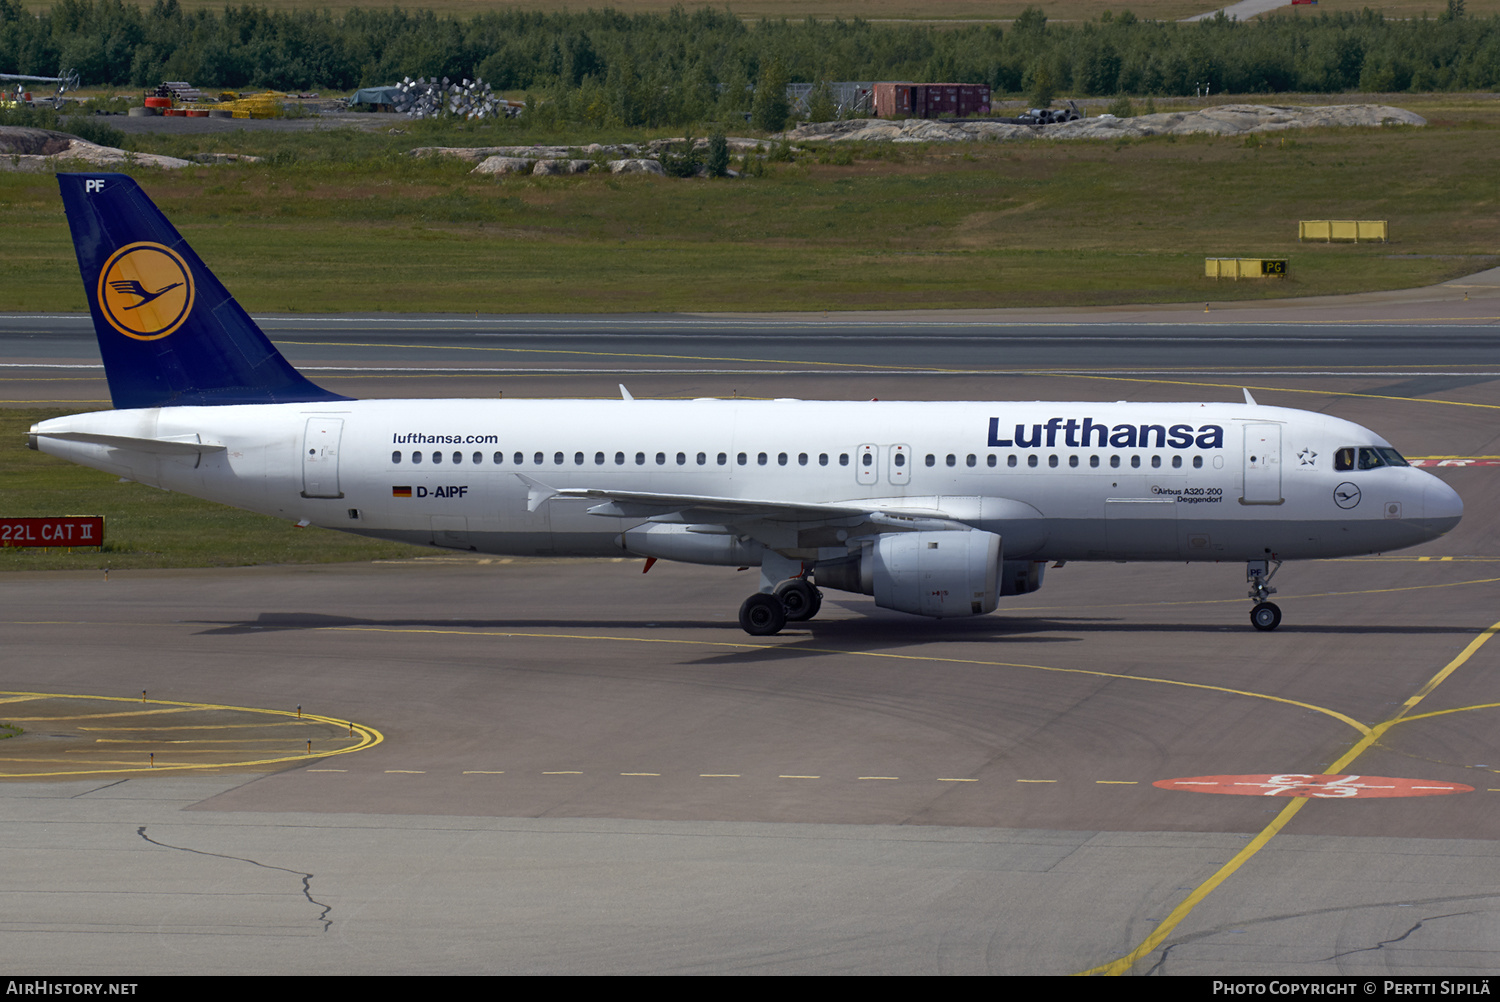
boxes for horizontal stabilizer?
[31,430,226,455]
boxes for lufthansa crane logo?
[96,242,195,341]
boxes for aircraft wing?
[516,475,974,528]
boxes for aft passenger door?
[301,417,344,499]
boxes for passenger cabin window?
[392,451,402,464]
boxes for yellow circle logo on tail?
[97,242,195,341]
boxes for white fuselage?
[32,398,1462,566]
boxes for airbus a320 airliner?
[29,173,1463,635]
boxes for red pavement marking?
[1154,774,1474,799]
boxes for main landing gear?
[739,559,823,636]
[1247,558,1282,631]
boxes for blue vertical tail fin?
[58,172,348,409]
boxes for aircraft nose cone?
[1422,477,1463,534]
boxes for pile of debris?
[392,77,515,120]
[781,104,1426,143]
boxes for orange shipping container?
[873,82,990,119]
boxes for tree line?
[3,0,1497,127]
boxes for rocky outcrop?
[412,137,763,163]
[781,104,1426,144]
[470,156,535,175]
[608,158,665,176]
[531,159,593,175]
[0,126,192,170]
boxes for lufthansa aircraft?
[30,173,1463,635]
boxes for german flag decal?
[392,486,412,498]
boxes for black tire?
[1250,602,1282,631]
[739,593,787,636]
[775,580,821,622]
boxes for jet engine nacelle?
[817,529,1003,618]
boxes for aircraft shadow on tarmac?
[189,610,1479,644]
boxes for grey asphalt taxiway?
[4,281,1500,974]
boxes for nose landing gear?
[1247,558,1282,631]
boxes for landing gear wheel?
[739,593,787,636]
[1250,602,1282,632]
[774,579,822,622]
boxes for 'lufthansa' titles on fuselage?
[987,417,1226,450]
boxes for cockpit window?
[1378,447,1409,467]
[1358,447,1409,470]
[1337,446,1409,471]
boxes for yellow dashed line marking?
[621,772,660,776]
[780,775,820,780]
[543,770,581,775]
[1017,779,1057,784]
[700,774,740,778]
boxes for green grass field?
[4,101,1497,316]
